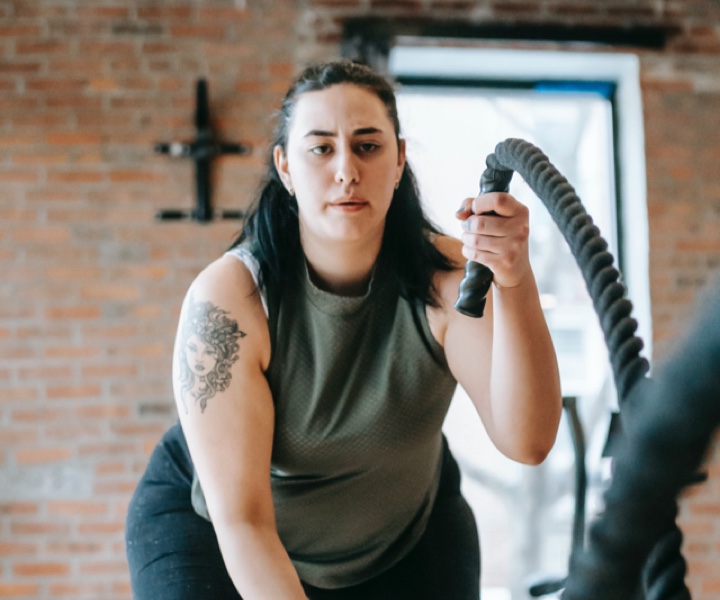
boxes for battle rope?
[473,138,649,400]
[472,138,710,599]
[562,286,720,599]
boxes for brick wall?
[1,1,719,598]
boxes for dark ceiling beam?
[341,17,681,67]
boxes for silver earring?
[394,180,400,190]
[288,187,295,196]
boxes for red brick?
[80,284,140,301]
[46,541,103,554]
[11,522,71,536]
[109,170,167,183]
[0,345,36,360]
[76,6,130,18]
[170,24,227,38]
[113,581,133,594]
[87,77,118,91]
[46,132,103,145]
[15,40,71,55]
[81,364,138,378]
[77,522,126,536]
[78,443,136,457]
[0,542,37,555]
[44,345,104,359]
[95,461,128,475]
[0,584,40,596]
[428,0,477,9]
[0,133,36,146]
[48,582,109,596]
[15,447,73,465]
[46,95,103,110]
[44,305,101,320]
[0,170,39,184]
[75,404,130,420]
[13,562,71,577]
[44,423,103,441]
[25,78,87,92]
[0,61,42,74]
[0,388,39,402]
[0,502,39,515]
[46,384,101,400]
[46,170,104,184]
[199,7,251,20]
[310,0,362,4]
[0,429,38,444]
[138,7,194,19]
[11,151,70,165]
[78,559,128,574]
[44,266,104,281]
[0,25,41,36]
[46,501,108,516]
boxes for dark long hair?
[231,60,453,310]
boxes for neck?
[301,233,383,296]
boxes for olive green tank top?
[192,247,458,589]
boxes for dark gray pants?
[125,422,481,599]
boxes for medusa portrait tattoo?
[178,295,246,413]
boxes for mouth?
[329,197,369,211]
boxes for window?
[390,46,648,599]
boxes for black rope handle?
[454,167,513,317]
[456,138,649,401]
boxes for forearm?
[215,519,307,600]
[489,276,562,464]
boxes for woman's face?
[274,83,405,247]
[184,333,218,378]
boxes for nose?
[334,147,359,186]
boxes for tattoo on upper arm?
[177,295,246,414]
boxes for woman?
[126,59,562,599]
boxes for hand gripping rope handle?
[458,139,711,600]
[453,167,513,318]
[455,138,648,400]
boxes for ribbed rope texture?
[481,138,706,599]
[484,138,649,400]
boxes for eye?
[357,142,379,154]
[310,144,331,156]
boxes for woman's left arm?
[436,191,562,465]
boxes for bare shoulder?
[180,254,270,374]
[173,255,278,525]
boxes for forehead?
[288,83,393,135]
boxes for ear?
[273,145,292,191]
[396,138,407,182]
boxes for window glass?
[397,87,618,599]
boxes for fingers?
[461,212,523,236]
[455,197,474,220]
[460,232,522,262]
[456,192,525,220]
[457,192,531,288]
[473,191,522,216]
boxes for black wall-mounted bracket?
[154,78,251,223]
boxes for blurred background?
[2,1,720,598]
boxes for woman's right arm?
[172,255,306,599]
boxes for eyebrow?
[303,127,384,138]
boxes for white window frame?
[388,45,652,358]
